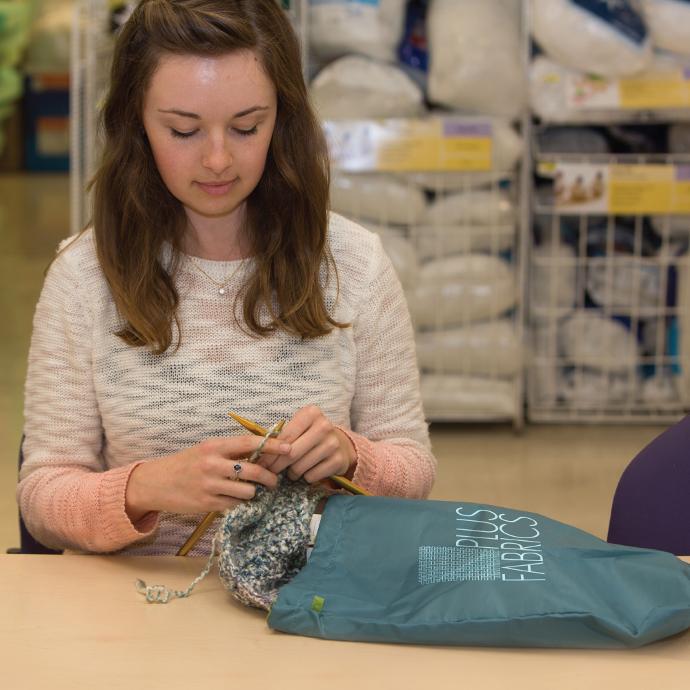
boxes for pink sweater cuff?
[335,426,434,499]
[96,462,159,550]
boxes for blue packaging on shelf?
[23,73,69,172]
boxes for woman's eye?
[170,129,198,139]
[234,126,258,137]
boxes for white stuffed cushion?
[330,173,427,225]
[310,55,424,120]
[531,0,652,77]
[642,0,690,56]
[416,320,522,376]
[309,0,407,62]
[427,0,526,118]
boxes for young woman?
[17,0,435,555]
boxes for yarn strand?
[136,530,220,604]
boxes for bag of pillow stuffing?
[427,0,526,118]
[641,0,690,56]
[268,495,690,648]
[308,0,407,63]
[531,0,652,77]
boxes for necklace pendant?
[218,287,226,296]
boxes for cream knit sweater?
[18,213,435,555]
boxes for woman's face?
[142,50,277,226]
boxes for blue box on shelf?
[23,73,69,172]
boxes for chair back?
[608,416,690,556]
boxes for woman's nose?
[201,136,233,174]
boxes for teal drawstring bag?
[268,495,690,648]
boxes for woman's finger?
[256,452,279,470]
[278,405,322,444]
[302,456,347,484]
[270,423,326,474]
[286,437,338,480]
[209,476,257,501]
[205,435,291,460]
[288,433,342,478]
[230,460,279,489]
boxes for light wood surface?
[2,554,690,690]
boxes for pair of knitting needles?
[176,412,369,556]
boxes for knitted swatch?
[136,476,326,608]
[217,476,326,609]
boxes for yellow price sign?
[619,71,690,110]
[609,165,690,215]
[324,118,493,172]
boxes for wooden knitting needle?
[228,412,371,497]
[177,511,220,557]
[176,420,285,557]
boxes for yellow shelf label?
[552,162,690,215]
[566,69,690,110]
[619,72,690,109]
[324,118,493,172]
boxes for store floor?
[0,172,667,552]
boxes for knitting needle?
[177,511,219,558]
[176,420,285,557]
[228,412,371,496]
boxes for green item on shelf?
[0,66,22,105]
[0,1,31,66]
[0,1,30,35]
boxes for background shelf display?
[525,0,690,423]
[69,0,690,426]
[528,150,690,423]
[307,0,529,428]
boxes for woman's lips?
[196,179,237,196]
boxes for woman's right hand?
[124,435,291,521]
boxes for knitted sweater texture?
[18,213,435,555]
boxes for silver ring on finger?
[233,462,243,480]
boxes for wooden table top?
[2,554,690,690]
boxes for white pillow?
[420,374,517,419]
[531,0,652,77]
[641,0,690,56]
[413,224,515,260]
[560,310,639,372]
[310,55,424,120]
[529,243,577,323]
[586,257,662,313]
[421,190,516,226]
[416,320,522,376]
[409,255,516,327]
[330,173,427,225]
[309,0,407,63]
[427,0,526,118]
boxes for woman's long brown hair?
[91,0,345,353]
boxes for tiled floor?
[0,172,668,552]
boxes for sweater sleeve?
[342,236,436,499]
[17,241,158,552]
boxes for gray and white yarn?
[218,477,325,609]
[137,477,326,609]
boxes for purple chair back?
[608,416,690,556]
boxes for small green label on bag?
[311,595,325,613]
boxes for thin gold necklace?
[187,256,245,296]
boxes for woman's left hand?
[257,405,356,483]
